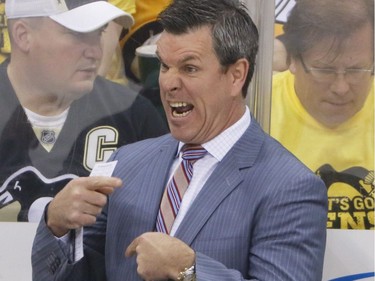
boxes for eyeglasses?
[299,55,374,84]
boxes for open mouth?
[170,102,194,117]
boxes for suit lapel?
[174,119,266,244]
[150,141,179,205]
[137,140,179,232]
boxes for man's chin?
[70,83,95,100]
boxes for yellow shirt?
[0,2,10,63]
[110,0,136,13]
[271,71,374,229]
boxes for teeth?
[172,110,191,117]
[169,101,192,117]
[170,102,188,108]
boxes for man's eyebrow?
[155,52,199,65]
[180,55,199,64]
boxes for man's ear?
[289,56,297,74]
[10,20,33,52]
[229,58,249,97]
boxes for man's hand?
[47,176,122,237]
[125,232,195,281]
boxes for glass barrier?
[269,0,374,279]
[0,0,373,280]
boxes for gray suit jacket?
[32,118,327,281]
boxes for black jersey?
[0,62,168,222]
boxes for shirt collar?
[177,106,251,161]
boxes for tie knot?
[181,145,207,161]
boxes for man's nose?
[82,33,103,60]
[160,69,181,93]
[330,73,350,95]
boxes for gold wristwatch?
[177,264,196,281]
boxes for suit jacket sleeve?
[31,211,107,281]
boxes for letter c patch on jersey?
[83,126,119,171]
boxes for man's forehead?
[157,29,213,55]
[156,48,203,67]
[156,42,212,68]
[304,37,373,64]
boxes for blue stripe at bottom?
[329,272,375,281]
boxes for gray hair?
[158,0,259,98]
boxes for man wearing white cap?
[0,0,168,223]
[5,0,134,32]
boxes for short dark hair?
[158,0,259,98]
[283,0,374,58]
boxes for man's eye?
[314,68,335,74]
[184,65,198,73]
[160,63,169,71]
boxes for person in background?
[120,0,171,85]
[1,0,135,85]
[271,0,374,229]
[120,0,172,124]
[97,0,136,84]
[97,0,171,123]
[0,0,168,222]
[272,0,296,72]
[272,36,289,72]
[32,0,327,280]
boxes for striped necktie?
[156,145,207,234]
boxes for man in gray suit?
[32,0,328,280]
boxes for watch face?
[177,265,195,281]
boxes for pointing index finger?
[125,236,139,257]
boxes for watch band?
[177,264,196,281]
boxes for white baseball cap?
[5,0,134,33]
